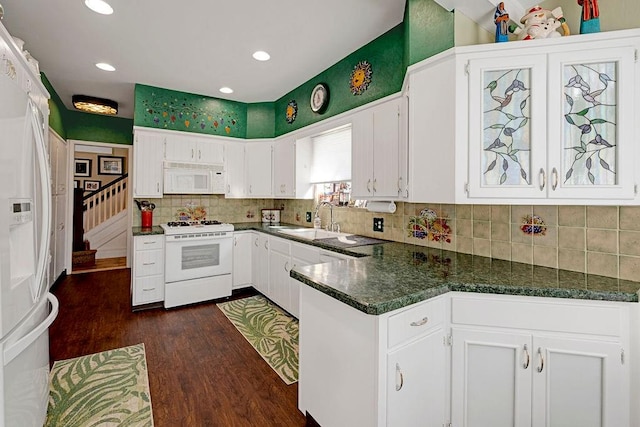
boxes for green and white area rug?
[217,295,299,385]
[46,343,154,427]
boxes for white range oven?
[161,220,234,308]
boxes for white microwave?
[163,162,225,194]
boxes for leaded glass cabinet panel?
[467,55,547,199]
[547,47,635,200]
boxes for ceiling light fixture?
[219,87,234,94]
[72,95,118,115]
[84,0,113,15]
[252,51,271,61]
[95,62,115,71]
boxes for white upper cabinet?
[133,130,164,198]
[273,137,295,198]
[165,134,223,164]
[464,34,639,204]
[408,30,640,205]
[224,142,245,198]
[245,142,273,198]
[352,96,407,200]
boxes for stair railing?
[82,174,128,233]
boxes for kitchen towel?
[366,201,397,213]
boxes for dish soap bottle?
[313,214,321,229]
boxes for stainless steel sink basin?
[277,228,356,243]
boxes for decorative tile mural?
[175,203,207,221]
[520,214,547,235]
[134,84,247,138]
[407,208,452,243]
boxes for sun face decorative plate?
[350,60,372,95]
[286,100,298,124]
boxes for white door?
[451,328,532,427]
[546,46,636,200]
[53,194,66,280]
[531,336,628,427]
[268,239,291,312]
[224,142,245,198]
[133,132,164,197]
[245,143,272,197]
[466,54,548,199]
[351,108,374,198]
[254,233,269,296]
[164,134,195,162]
[232,232,253,289]
[387,328,447,427]
[372,98,401,198]
[273,138,295,197]
[196,138,224,164]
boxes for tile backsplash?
[134,195,640,282]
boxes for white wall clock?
[310,83,330,114]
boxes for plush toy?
[494,2,510,43]
[578,0,600,34]
[512,5,570,40]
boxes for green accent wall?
[247,103,275,139]
[131,2,456,140]
[134,84,247,138]
[42,73,68,139]
[274,24,405,136]
[404,0,454,67]
[66,110,133,145]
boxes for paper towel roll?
[366,201,397,213]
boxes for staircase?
[81,174,128,259]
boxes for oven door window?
[182,243,219,270]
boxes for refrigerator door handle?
[3,293,59,365]
[29,100,52,300]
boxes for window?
[309,125,351,184]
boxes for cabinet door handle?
[254,237,259,247]
[234,237,237,246]
[227,184,231,193]
[191,148,194,159]
[157,182,160,192]
[537,347,544,373]
[397,177,403,195]
[249,185,253,194]
[367,179,371,193]
[142,262,155,266]
[551,167,558,191]
[523,344,530,369]
[198,149,202,160]
[264,241,269,250]
[395,363,404,391]
[373,178,377,192]
[142,287,155,292]
[410,317,429,327]
[539,168,546,191]
[143,241,157,245]
[284,261,290,272]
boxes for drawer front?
[269,237,290,255]
[388,297,445,348]
[134,235,164,251]
[133,275,164,305]
[451,295,626,337]
[134,249,164,276]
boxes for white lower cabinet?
[268,237,291,311]
[253,232,270,296]
[232,231,253,289]
[131,235,165,306]
[450,293,630,427]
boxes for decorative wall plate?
[286,100,298,124]
[350,60,372,95]
[310,83,330,113]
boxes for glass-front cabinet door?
[547,47,636,200]
[467,55,548,199]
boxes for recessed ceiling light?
[252,51,271,61]
[219,87,234,94]
[85,0,113,15]
[96,62,115,72]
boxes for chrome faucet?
[316,201,340,232]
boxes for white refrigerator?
[0,25,59,426]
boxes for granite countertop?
[142,222,640,315]
[131,225,165,236]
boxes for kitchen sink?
[277,228,356,243]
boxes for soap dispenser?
[313,214,321,229]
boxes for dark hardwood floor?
[49,269,307,427]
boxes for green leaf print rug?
[217,295,299,385]
[46,343,154,427]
